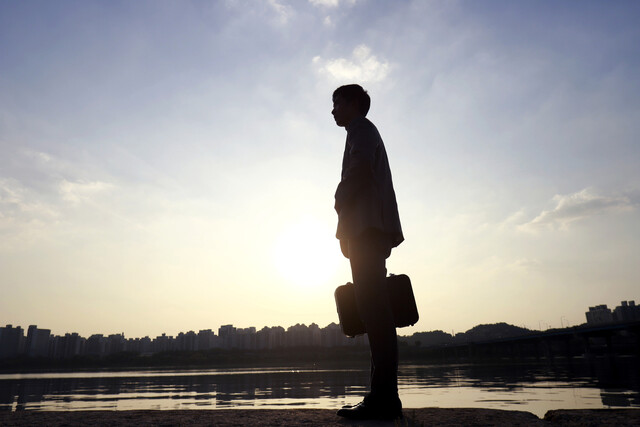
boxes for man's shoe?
[341,392,373,409]
[340,401,361,409]
[336,398,402,420]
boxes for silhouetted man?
[332,84,404,420]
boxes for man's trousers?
[347,231,398,398]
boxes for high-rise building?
[51,333,84,359]
[26,325,51,358]
[86,334,107,357]
[139,336,152,353]
[321,322,345,347]
[106,333,125,355]
[197,329,220,350]
[218,325,237,349]
[287,324,310,347]
[268,326,285,349]
[585,305,614,325]
[309,323,322,347]
[176,331,198,351]
[236,327,257,350]
[152,333,173,353]
[0,325,25,359]
[614,300,640,322]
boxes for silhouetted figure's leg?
[348,231,398,400]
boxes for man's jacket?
[335,116,404,251]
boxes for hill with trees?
[400,322,533,347]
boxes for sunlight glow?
[272,217,341,289]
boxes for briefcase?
[334,274,419,338]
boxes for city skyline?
[0,321,369,360]
[2,2,640,339]
[2,298,638,362]
[2,296,637,344]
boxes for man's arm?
[334,124,378,213]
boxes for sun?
[272,217,342,288]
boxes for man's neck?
[345,115,366,131]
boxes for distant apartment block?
[585,300,640,325]
[26,325,51,358]
[0,325,25,359]
[198,329,221,351]
[85,334,107,356]
[585,305,615,325]
[50,333,85,359]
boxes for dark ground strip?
[1,408,639,426]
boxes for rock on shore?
[1,408,639,426]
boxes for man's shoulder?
[347,117,381,141]
[348,116,376,131]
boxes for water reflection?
[0,368,369,412]
[0,358,638,417]
[398,360,640,416]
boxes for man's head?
[332,84,370,128]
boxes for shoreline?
[2,408,640,426]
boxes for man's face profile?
[332,95,359,128]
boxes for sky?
[1,0,639,339]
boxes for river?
[1,357,638,417]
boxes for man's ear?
[347,99,361,115]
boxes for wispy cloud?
[267,0,294,25]
[309,0,360,27]
[309,0,339,7]
[0,177,60,249]
[59,179,114,204]
[0,178,58,221]
[0,147,119,249]
[519,188,636,231]
[313,44,390,83]
[308,0,358,8]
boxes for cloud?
[0,147,118,250]
[0,178,58,220]
[313,44,390,83]
[519,188,636,231]
[309,0,339,6]
[309,0,358,7]
[0,178,60,249]
[267,0,294,25]
[470,255,543,277]
[59,179,114,204]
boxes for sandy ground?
[1,408,639,426]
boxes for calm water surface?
[1,358,638,417]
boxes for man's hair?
[333,84,371,116]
